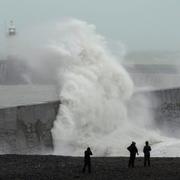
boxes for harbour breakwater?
[0,101,60,154]
[0,85,60,154]
[152,88,180,138]
[0,85,180,154]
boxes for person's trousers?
[144,155,150,166]
[83,161,91,173]
[128,156,135,168]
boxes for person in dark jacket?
[143,141,151,167]
[127,141,139,168]
[82,147,93,173]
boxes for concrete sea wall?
[132,88,180,138]
[153,88,180,137]
[0,86,180,154]
[0,101,60,154]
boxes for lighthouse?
[0,20,17,83]
[8,20,16,36]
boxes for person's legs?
[83,162,87,173]
[148,155,150,166]
[132,157,135,168]
[88,162,91,173]
[144,156,147,167]
[128,157,132,167]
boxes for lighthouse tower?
[8,20,16,36]
[0,20,17,84]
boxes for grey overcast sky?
[0,0,180,51]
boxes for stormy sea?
[1,19,180,158]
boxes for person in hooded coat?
[127,141,139,168]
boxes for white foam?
[50,19,162,156]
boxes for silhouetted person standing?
[82,147,93,173]
[127,142,139,168]
[143,141,151,167]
